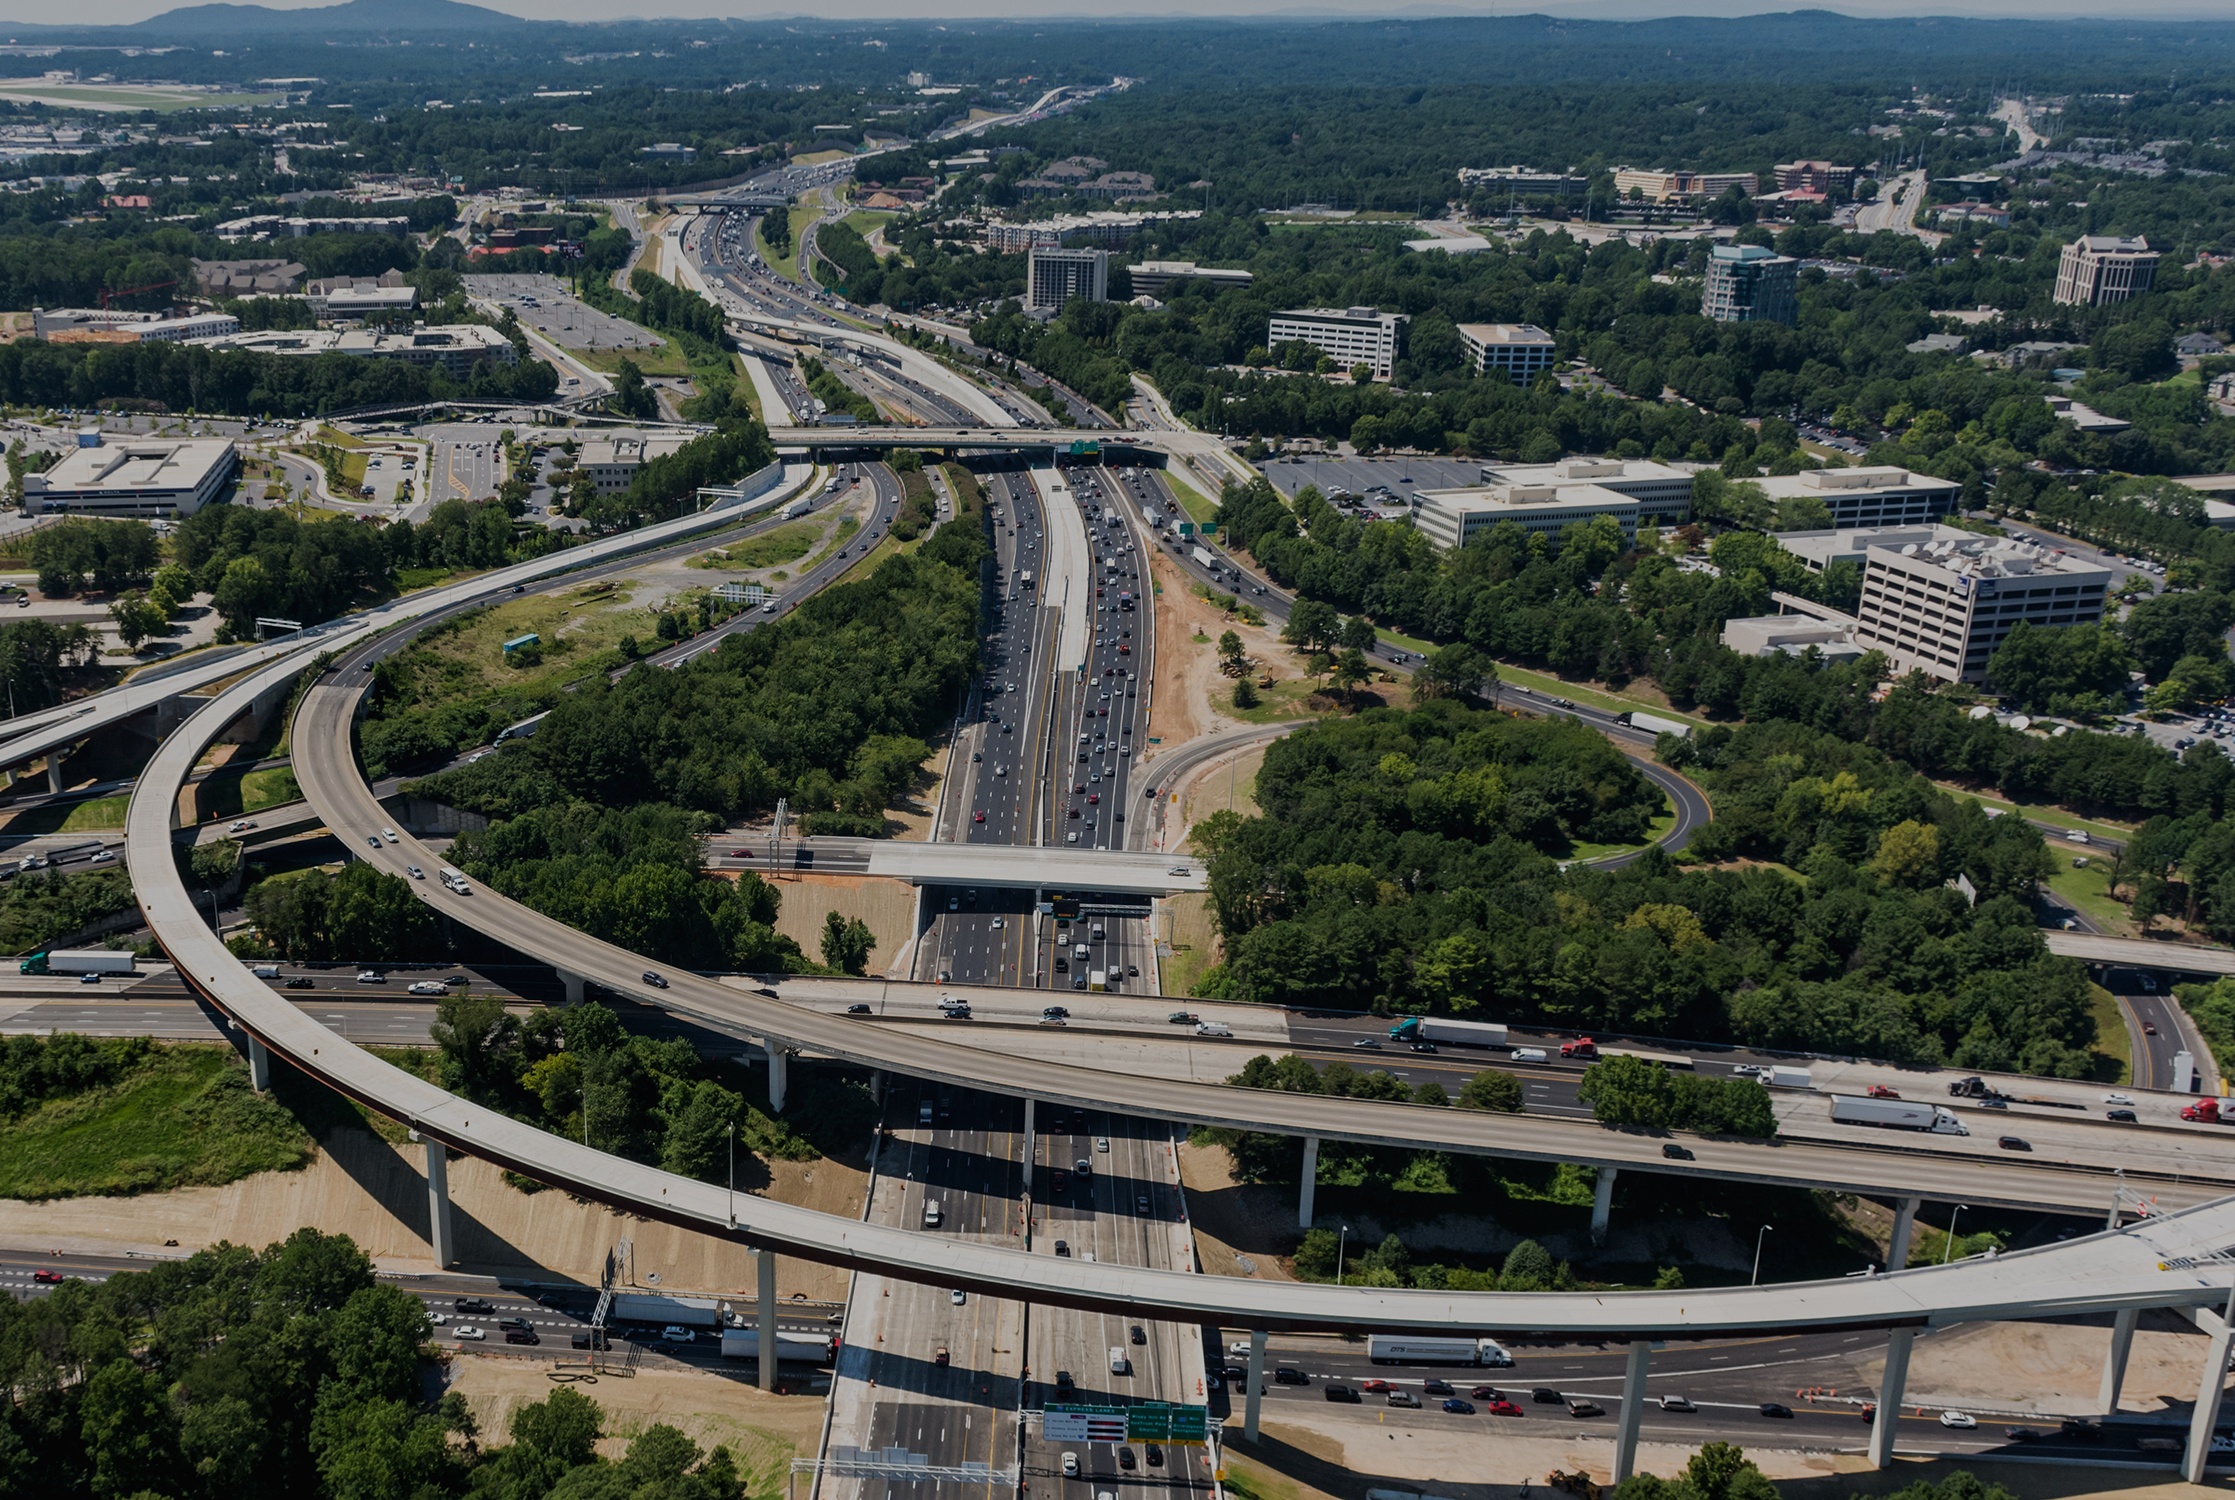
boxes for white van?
[1512,1047,1549,1063]
[1073,942,1090,960]
[923,1200,943,1228]
[1195,1021,1233,1038]
[250,964,281,979]
[1109,1346,1129,1375]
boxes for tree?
[610,356,657,420]
[1282,597,1338,654]
[1416,643,1495,703]
[1870,819,1942,888]
[820,910,875,975]
[108,591,167,650]
[1457,1069,1523,1112]
[1217,629,1247,676]
[1577,1053,1673,1128]
[1339,615,1378,654]
[1500,1238,1555,1289]
[1232,676,1260,709]
[80,1357,179,1499]
[431,991,523,1099]
[1328,647,1372,699]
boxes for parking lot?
[1263,454,1481,512]
[463,273,664,353]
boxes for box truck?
[1766,1066,1814,1089]
[1366,1336,1514,1367]
[1830,1095,1969,1135]
[1387,1017,1509,1048]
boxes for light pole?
[1942,1204,1969,1264]
[1335,1224,1351,1287]
[1751,1223,1774,1286]
[727,1120,736,1227]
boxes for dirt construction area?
[445,1357,823,1478]
[0,1128,863,1301]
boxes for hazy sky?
[9,0,2235,23]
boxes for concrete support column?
[869,1070,884,1103]
[1591,1166,1617,1245]
[2184,1315,2235,1485]
[46,756,62,795]
[246,1035,271,1092]
[1022,1098,1036,1189]
[1869,1327,1916,1468]
[2099,1306,2140,1416]
[1612,1341,1653,1484]
[424,1142,455,1269]
[757,1248,779,1392]
[558,970,585,1006]
[1297,1136,1320,1229]
[1887,1196,1922,1272]
[766,1043,788,1114]
[1243,1329,1267,1443]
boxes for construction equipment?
[97,279,177,310]
[1549,1470,1602,1500]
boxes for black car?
[2107,1108,2138,1123]
[1998,1135,2032,1151]
[1531,1387,1564,1404]
[1422,1378,1454,1396]
[1273,1367,1310,1386]
[1324,1385,1362,1404]
[1130,1324,1147,1345]
[642,971,668,989]
[285,976,315,989]
[1410,1041,1438,1054]
[454,1297,494,1314]
[1662,1143,1694,1160]
[1760,1402,1795,1419]
[1146,1444,1164,1468]
[1116,1446,1137,1471]
[846,1003,871,1015]
[504,1328,540,1345]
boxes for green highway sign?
[1168,1406,1209,1445]
[1126,1407,1169,1441]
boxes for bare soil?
[446,1356,824,1477]
[733,871,920,978]
[1179,1138,1297,1281]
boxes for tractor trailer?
[1366,1336,1514,1367]
[719,1329,834,1366]
[609,1293,723,1329]
[1830,1095,1969,1135]
[19,949,135,976]
[1617,710,1694,740]
[1386,1017,1509,1048]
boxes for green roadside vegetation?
[1943,787,2137,842]
[1568,805,1679,864]
[1212,674,1333,726]
[58,794,130,832]
[0,1036,313,1200]
[2089,985,2133,1085]
[2041,853,2133,935]
[575,332,692,379]
[1162,470,1219,527]
[0,865,135,956]
[757,215,802,285]
[691,517,824,572]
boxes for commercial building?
[1025,246,1109,312]
[195,324,517,376]
[1844,531,2113,684]
[1720,613,1869,664]
[1614,168,1759,203]
[1773,161,1856,196]
[2046,394,2130,435]
[2053,235,2158,307]
[573,434,690,495]
[1458,165,1588,200]
[1126,260,1253,297]
[1456,323,1556,381]
[1933,201,2011,229]
[21,434,237,519]
[1412,456,1694,550]
[1781,524,1980,575]
[1702,244,1798,325]
[190,257,306,296]
[977,209,1200,253]
[639,143,697,161]
[305,282,418,320]
[214,214,410,241]
[1754,468,1962,529]
[1267,306,1408,382]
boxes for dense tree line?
[26,517,160,595]
[0,867,135,957]
[241,864,445,963]
[0,619,96,713]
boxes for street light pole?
[1335,1225,1350,1286]
[1942,1204,1969,1264]
[1751,1223,1774,1286]
[727,1120,736,1227]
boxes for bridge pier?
[758,1248,779,1392]
[424,1140,456,1269]
[870,1069,884,1103]
[1590,1167,1616,1245]
[765,1043,788,1114]
[1022,1098,1036,1187]
[2098,1306,2139,1415]
[1868,1327,1915,1467]
[1297,1135,1319,1229]
[2185,1311,2235,1484]
[558,970,585,1006]
[1612,1341,1652,1484]
[1887,1195,1922,1271]
[1243,1329,1266,1442]
[46,755,62,795]
[246,1034,271,1092]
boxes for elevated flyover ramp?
[711,836,1201,894]
[2046,931,2235,977]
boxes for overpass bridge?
[127,621,2235,1484]
[711,837,1204,895]
[2044,930,2235,977]
[768,423,1153,457]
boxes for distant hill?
[123,0,529,37]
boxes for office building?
[1702,244,1799,325]
[1773,161,1856,196]
[191,257,306,296]
[1457,165,1588,200]
[1413,483,1639,550]
[21,434,237,519]
[574,435,690,495]
[1126,260,1254,297]
[638,143,696,161]
[2053,235,2158,307]
[1456,323,1556,381]
[1754,468,1962,529]
[197,324,517,376]
[1781,523,1978,575]
[1025,246,1109,312]
[1267,306,1408,382]
[1720,613,1868,665]
[306,283,418,320]
[1844,531,2113,684]
[1614,168,1759,203]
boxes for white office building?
[574,434,690,495]
[1457,323,1556,382]
[1267,306,1408,381]
[21,434,238,519]
[1753,467,1962,529]
[1413,482,1639,550]
[196,324,518,376]
[1847,532,2112,684]
[1480,456,1694,525]
[1720,613,1869,665]
[1125,260,1254,297]
[2053,235,2158,308]
[1025,245,1108,312]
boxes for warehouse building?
[21,434,238,519]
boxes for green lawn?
[2043,853,2133,934]
[1211,674,1336,726]
[691,518,824,572]
[1163,470,1221,527]
[2089,984,2133,1086]
[0,1044,313,1200]
[58,795,130,832]
[757,219,804,286]
[240,766,302,814]
[576,334,691,379]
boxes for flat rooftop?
[30,438,235,494]
[1753,466,1962,498]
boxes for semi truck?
[1386,1017,1509,1049]
[783,498,813,520]
[1191,546,1218,569]
[18,949,135,976]
[610,1293,723,1329]
[1366,1335,1514,1367]
[1766,1066,1814,1089]
[718,1329,834,1366]
[1617,710,1694,740]
[1830,1094,1969,1135]
[1559,1037,1599,1060]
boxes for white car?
[660,1325,696,1343]
[429,1312,448,1326]
[406,865,425,880]
[1062,1455,1080,1478]
[1096,1137,1109,1153]
[88,849,113,864]
[2103,1092,2135,1107]
[2065,828,2091,844]
[1938,1410,1976,1429]
[227,819,256,833]
[454,1325,485,1341]
[408,980,447,996]
[950,1289,966,1306]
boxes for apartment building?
[1753,467,1962,528]
[1701,244,1798,325]
[1614,168,1759,203]
[2053,235,2158,307]
[1025,245,1109,312]
[1267,306,1408,381]
[1456,323,1556,381]
[1847,531,2111,683]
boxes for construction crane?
[97,279,177,310]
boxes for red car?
[1865,1084,1900,1099]
[2144,1022,2160,1036]
[1087,793,1099,804]
[1359,1379,1390,1393]
[973,811,985,823]
[1487,1399,1524,1417]
[728,848,750,858]
[32,1269,64,1284]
